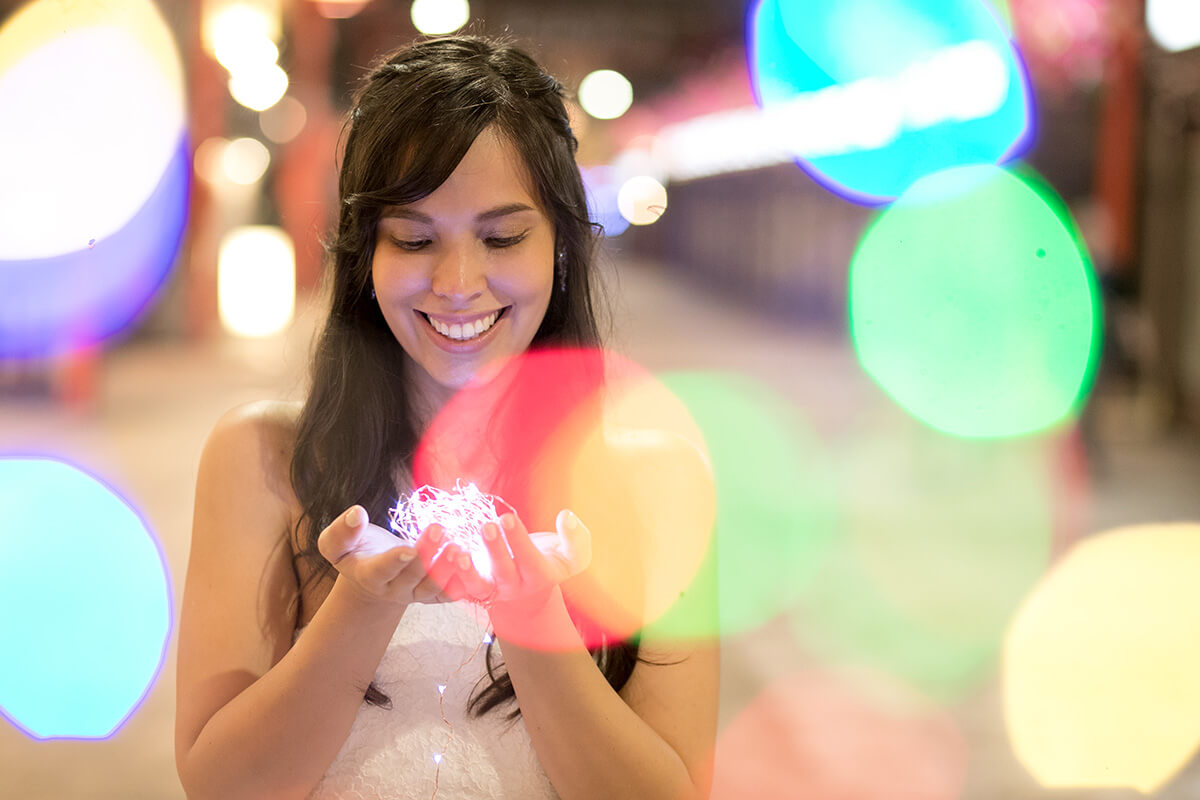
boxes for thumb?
[556,509,592,574]
[319,505,367,565]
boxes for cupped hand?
[473,509,593,616]
[317,505,476,607]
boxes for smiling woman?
[372,130,556,396]
[175,34,718,800]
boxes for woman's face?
[371,127,556,403]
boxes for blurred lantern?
[1009,0,1110,90]
[1005,523,1200,794]
[1147,0,1200,52]
[259,95,307,143]
[194,137,231,184]
[311,0,372,19]
[228,62,288,112]
[578,69,634,120]
[0,0,189,360]
[410,0,470,35]
[218,226,296,338]
[617,176,668,226]
[221,137,271,185]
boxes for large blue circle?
[748,0,1033,203]
[0,458,171,739]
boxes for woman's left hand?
[473,509,591,616]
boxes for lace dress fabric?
[298,601,560,800]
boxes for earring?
[556,246,567,293]
[369,281,376,300]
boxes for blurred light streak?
[747,0,1032,203]
[218,226,295,338]
[578,69,634,120]
[1005,523,1200,794]
[0,457,171,740]
[640,373,837,641]
[711,668,967,800]
[1147,0,1200,52]
[0,0,188,360]
[410,0,470,35]
[617,176,668,226]
[259,95,307,143]
[222,137,271,185]
[794,411,1057,701]
[849,165,1101,440]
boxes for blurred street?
[2,255,1199,799]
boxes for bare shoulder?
[202,400,304,528]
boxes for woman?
[174,35,718,800]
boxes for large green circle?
[849,165,1101,440]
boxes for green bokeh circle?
[849,165,1101,440]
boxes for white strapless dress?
[299,601,560,800]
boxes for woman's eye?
[486,232,528,249]
[391,238,431,251]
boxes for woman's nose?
[430,243,486,304]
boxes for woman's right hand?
[317,505,480,607]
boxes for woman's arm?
[174,404,410,800]
[495,588,718,800]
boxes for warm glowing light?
[617,176,667,226]
[0,458,170,739]
[259,95,307,143]
[410,0,470,35]
[218,226,295,338]
[204,3,278,70]
[228,62,288,111]
[193,136,229,184]
[577,69,633,120]
[1005,523,1200,794]
[0,0,189,359]
[221,137,271,185]
[0,1,184,260]
[1147,0,1200,52]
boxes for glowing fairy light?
[388,481,503,581]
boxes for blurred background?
[2,0,1200,798]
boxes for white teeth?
[428,310,500,341]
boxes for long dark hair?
[290,35,644,719]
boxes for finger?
[368,545,417,588]
[425,542,464,595]
[415,523,445,572]
[500,512,550,583]
[452,548,493,601]
[317,505,368,566]
[482,521,519,587]
[555,509,592,574]
[413,570,460,603]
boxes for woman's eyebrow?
[379,203,536,224]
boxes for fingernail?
[501,513,515,531]
[429,526,442,543]
[457,553,472,570]
[397,549,415,562]
[562,510,577,529]
[483,523,497,541]
[346,506,364,527]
